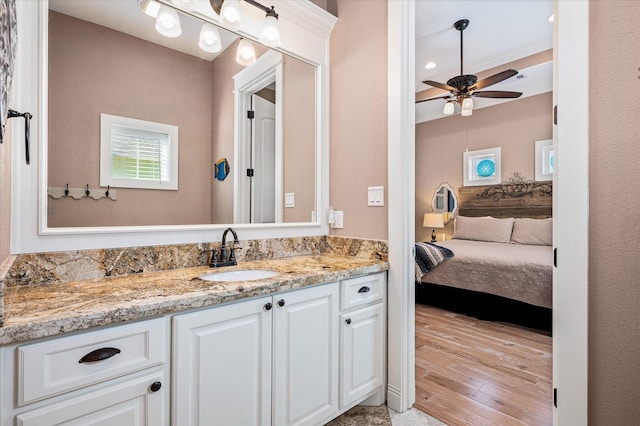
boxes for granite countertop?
[1,255,388,345]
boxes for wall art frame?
[463,147,501,186]
[534,139,553,181]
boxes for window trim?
[100,113,179,190]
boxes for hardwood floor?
[414,304,552,426]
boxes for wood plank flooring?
[414,304,552,426]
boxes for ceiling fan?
[417,19,522,116]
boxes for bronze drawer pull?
[358,286,371,293]
[78,347,121,363]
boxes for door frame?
[233,50,284,224]
[386,1,589,421]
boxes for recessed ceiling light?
[548,14,554,22]
[424,62,437,70]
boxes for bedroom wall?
[329,0,388,240]
[415,92,553,242]
[589,1,640,423]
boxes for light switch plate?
[285,193,295,208]
[331,211,344,229]
[368,186,384,206]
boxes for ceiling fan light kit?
[417,18,523,117]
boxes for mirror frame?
[11,0,336,253]
[431,182,457,224]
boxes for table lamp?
[423,213,444,243]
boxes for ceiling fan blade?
[472,90,523,99]
[422,80,455,92]
[416,94,452,104]
[470,69,518,91]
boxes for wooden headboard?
[457,173,552,218]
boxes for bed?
[417,174,553,310]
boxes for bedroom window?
[100,114,179,190]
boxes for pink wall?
[283,56,316,223]
[415,92,552,241]
[589,1,640,423]
[329,0,388,240]
[0,121,11,263]
[48,12,213,227]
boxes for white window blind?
[100,114,178,190]
[110,126,169,182]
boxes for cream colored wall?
[329,0,388,240]
[47,12,213,227]
[589,1,640,423]
[415,93,552,241]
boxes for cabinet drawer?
[340,273,385,311]
[17,318,166,405]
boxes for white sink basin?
[200,269,279,282]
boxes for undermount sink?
[199,269,279,282]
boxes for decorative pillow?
[453,216,514,243]
[511,218,553,246]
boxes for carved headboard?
[457,173,552,218]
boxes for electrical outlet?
[331,211,344,229]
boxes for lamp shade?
[199,23,222,53]
[220,0,242,30]
[235,39,256,66]
[260,13,281,47]
[155,5,181,38]
[462,97,473,110]
[423,213,444,229]
[443,101,455,115]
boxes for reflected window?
[100,113,178,190]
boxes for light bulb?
[462,97,473,111]
[235,39,256,66]
[220,0,242,29]
[199,23,222,53]
[443,101,455,115]
[155,5,181,38]
[260,12,281,47]
[461,108,473,117]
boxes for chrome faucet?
[210,227,239,268]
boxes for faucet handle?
[229,245,242,263]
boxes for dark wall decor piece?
[0,0,17,144]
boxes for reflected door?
[251,94,276,223]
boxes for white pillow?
[453,216,514,243]
[511,218,553,245]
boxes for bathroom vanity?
[0,256,387,426]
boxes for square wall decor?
[535,139,553,181]
[463,147,501,186]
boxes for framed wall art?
[463,147,501,186]
[535,139,553,181]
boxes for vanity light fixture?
[211,0,282,48]
[140,0,162,17]
[235,38,257,66]
[155,4,182,37]
[199,23,222,52]
[424,61,437,70]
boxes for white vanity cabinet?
[0,318,169,426]
[339,273,386,408]
[172,282,340,426]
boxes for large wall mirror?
[47,0,316,228]
[11,0,334,252]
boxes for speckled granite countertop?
[1,255,388,345]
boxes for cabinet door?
[340,303,385,407]
[15,371,165,426]
[273,283,339,426]
[172,297,272,426]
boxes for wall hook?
[105,185,110,197]
[64,184,69,196]
[85,184,90,197]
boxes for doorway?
[233,50,283,224]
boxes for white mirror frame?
[430,182,457,224]
[11,0,336,253]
